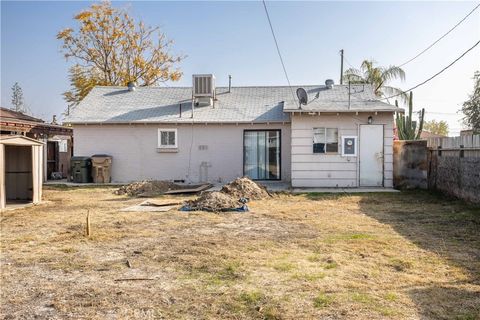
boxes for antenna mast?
[340,49,344,85]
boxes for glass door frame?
[242,129,282,181]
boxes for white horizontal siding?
[292,154,356,163]
[384,162,393,172]
[292,178,358,188]
[384,154,393,163]
[291,112,394,188]
[292,162,357,171]
[293,170,356,179]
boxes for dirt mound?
[221,177,270,200]
[186,191,242,212]
[114,180,178,197]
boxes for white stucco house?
[65,74,401,188]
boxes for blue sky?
[1,1,479,135]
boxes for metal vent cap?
[325,79,334,89]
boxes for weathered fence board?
[427,135,480,204]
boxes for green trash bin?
[70,156,92,183]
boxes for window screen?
[313,128,338,153]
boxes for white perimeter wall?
[291,112,394,188]
[73,123,291,183]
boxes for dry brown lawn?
[1,186,479,319]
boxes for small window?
[58,140,68,153]
[158,129,177,148]
[313,128,338,154]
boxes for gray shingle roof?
[65,84,399,124]
[283,84,401,113]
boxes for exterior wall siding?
[73,123,291,183]
[290,112,394,188]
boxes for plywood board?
[163,184,212,194]
[120,204,178,212]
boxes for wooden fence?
[427,135,480,203]
[427,134,480,154]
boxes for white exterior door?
[359,125,384,187]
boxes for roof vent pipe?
[127,81,136,92]
[325,79,334,89]
[228,75,232,93]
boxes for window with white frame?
[313,128,338,154]
[58,140,68,153]
[158,129,177,148]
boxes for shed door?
[47,141,58,179]
[359,125,384,187]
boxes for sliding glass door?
[243,130,281,180]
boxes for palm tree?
[343,60,407,103]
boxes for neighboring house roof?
[420,131,447,139]
[460,129,474,136]
[0,107,44,123]
[65,84,400,124]
[0,107,72,136]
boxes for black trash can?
[70,156,92,183]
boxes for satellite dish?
[296,88,308,105]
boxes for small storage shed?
[0,135,44,210]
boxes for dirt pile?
[221,177,270,200]
[184,177,270,212]
[186,191,242,212]
[114,180,178,197]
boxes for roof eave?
[283,108,402,113]
[65,120,291,125]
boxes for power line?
[398,3,480,67]
[423,111,461,115]
[262,0,298,107]
[382,39,480,101]
[343,54,355,69]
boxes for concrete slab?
[292,187,400,194]
[1,201,50,212]
[44,179,123,187]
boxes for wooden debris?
[120,204,178,212]
[163,183,212,194]
[114,278,154,282]
[140,200,181,207]
[85,210,91,237]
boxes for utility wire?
[398,3,480,67]
[422,111,460,115]
[262,0,298,107]
[381,39,480,101]
[343,54,355,69]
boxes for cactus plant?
[395,92,425,140]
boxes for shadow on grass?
[409,286,480,320]
[356,190,480,319]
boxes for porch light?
[368,116,373,124]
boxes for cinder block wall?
[428,149,480,203]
